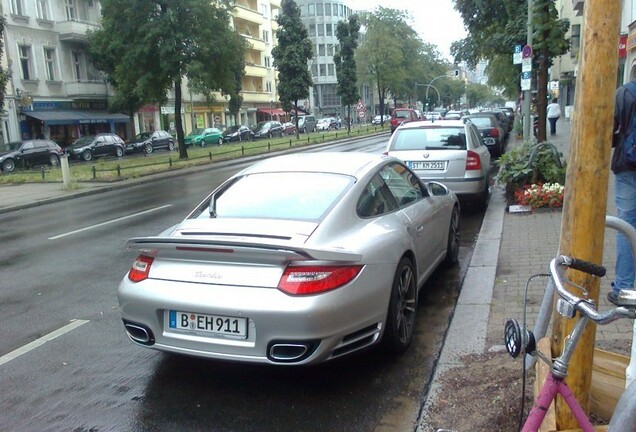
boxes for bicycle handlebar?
[551,255,636,324]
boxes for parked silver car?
[117,152,460,365]
[385,119,491,210]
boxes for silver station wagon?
[385,119,491,210]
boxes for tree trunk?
[294,101,299,139]
[536,50,549,143]
[347,105,351,133]
[175,79,188,159]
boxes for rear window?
[393,110,413,119]
[390,127,467,150]
[207,172,353,221]
[467,117,494,128]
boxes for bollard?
[268,143,271,150]
[169,157,172,167]
[41,166,45,180]
[92,165,96,179]
[117,164,121,177]
[289,139,292,147]
[241,146,245,156]
[60,153,71,190]
[209,152,212,160]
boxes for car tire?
[383,257,417,352]
[267,132,273,139]
[2,158,15,172]
[444,205,461,266]
[144,143,154,154]
[49,154,60,167]
[200,140,206,147]
[168,141,175,151]
[115,147,124,158]
[217,138,223,146]
[82,150,93,162]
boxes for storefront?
[21,101,130,147]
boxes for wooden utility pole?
[550,0,621,430]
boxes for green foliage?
[0,16,11,114]
[334,15,360,131]
[465,83,494,107]
[272,0,313,125]
[495,140,567,197]
[87,0,246,159]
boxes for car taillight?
[128,255,154,283]
[490,127,499,138]
[278,265,363,295]
[466,150,482,171]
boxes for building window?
[311,64,318,77]
[309,25,316,37]
[328,64,335,76]
[266,81,272,93]
[72,50,83,80]
[333,4,338,15]
[263,30,269,42]
[19,45,33,80]
[65,0,76,20]
[317,24,324,37]
[11,0,25,15]
[308,4,315,16]
[339,4,344,16]
[318,44,325,56]
[326,24,332,37]
[260,3,268,17]
[265,56,271,68]
[44,47,56,80]
[327,44,334,56]
[325,3,331,16]
[319,64,326,76]
[316,3,323,16]
[570,24,580,57]
[37,0,49,20]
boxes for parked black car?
[67,133,125,161]
[463,113,507,158]
[0,140,64,172]
[251,121,284,139]
[125,130,175,154]
[222,125,253,143]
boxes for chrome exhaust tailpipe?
[268,343,310,362]
[124,322,154,345]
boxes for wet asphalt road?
[0,135,485,431]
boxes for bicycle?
[504,255,636,431]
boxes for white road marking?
[48,204,173,240]
[0,319,89,367]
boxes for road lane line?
[48,204,173,240]
[0,319,89,367]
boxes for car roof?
[398,119,466,129]
[238,152,394,178]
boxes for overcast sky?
[344,0,467,62]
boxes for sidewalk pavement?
[0,122,632,429]
[417,119,633,431]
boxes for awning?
[24,110,130,125]
[257,108,287,116]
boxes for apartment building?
[2,0,128,147]
[297,0,353,117]
[1,0,282,146]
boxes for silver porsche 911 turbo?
[117,152,460,365]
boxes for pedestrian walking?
[609,78,636,304]
[547,98,561,136]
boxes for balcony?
[245,36,267,52]
[241,91,272,103]
[233,5,264,25]
[65,80,108,98]
[245,64,268,78]
[572,0,583,17]
[269,0,281,7]
[57,19,100,42]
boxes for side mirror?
[427,181,449,197]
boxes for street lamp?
[425,75,452,109]
[415,82,441,108]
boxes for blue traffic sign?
[514,44,522,54]
[521,71,531,79]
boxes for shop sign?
[161,106,185,115]
[619,33,628,58]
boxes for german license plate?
[168,310,248,339]
[410,161,445,170]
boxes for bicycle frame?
[523,374,594,432]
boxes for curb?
[415,187,507,432]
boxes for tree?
[452,0,568,141]
[334,15,360,132]
[466,83,494,108]
[0,16,12,115]
[271,0,313,139]
[88,0,246,159]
